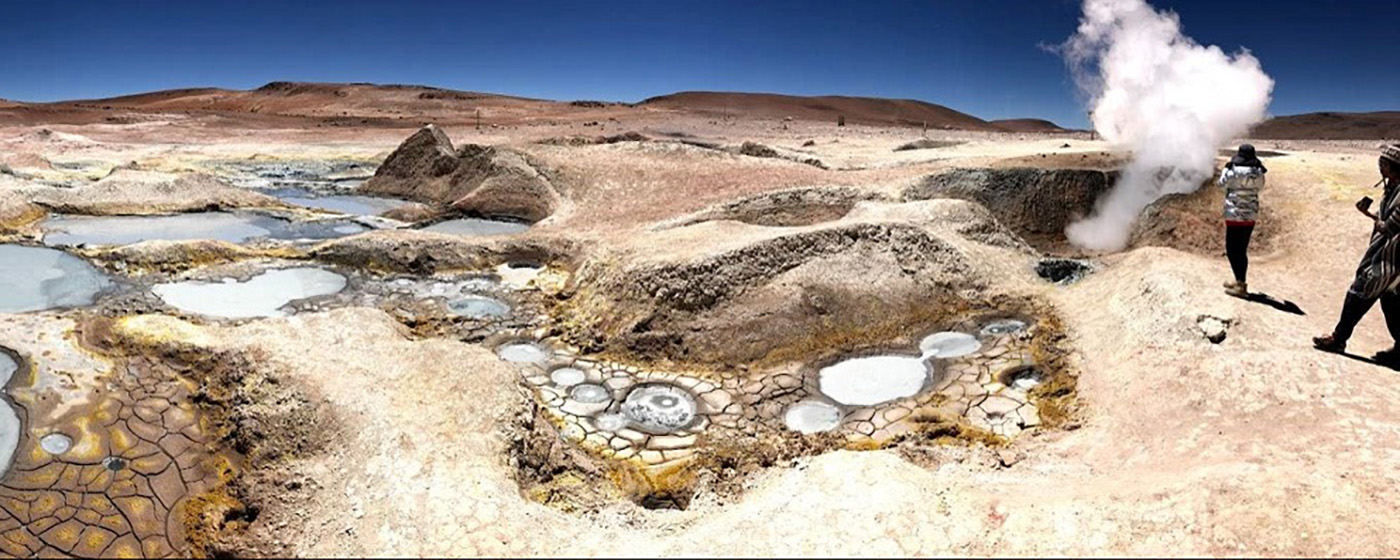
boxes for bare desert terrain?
[0,83,1397,557]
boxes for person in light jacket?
[1314,144,1400,363]
[1220,144,1266,297]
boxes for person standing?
[1221,144,1267,297]
[1314,144,1400,363]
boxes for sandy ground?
[2,106,1399,557]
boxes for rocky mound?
[0,187,43,233]
[657,186,887,228]
[732,141,827,169]
[310,228,577,274]
[79,239,271,274]
[536,131,649,146]
[905,168,1117,250]
[906,166,1275,256]
[559,199,1029,366]
[359,125,561,222]
[894,139,965,151]
[1130,182,1278,256]
[30,170,279,215]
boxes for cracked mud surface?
[0,316,229,558]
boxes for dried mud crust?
[77,317,335,558]
[0,318,245,558]
[507,297,1077,513]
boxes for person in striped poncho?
[1314,144,1400,362]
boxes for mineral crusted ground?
[0,96,1397,557]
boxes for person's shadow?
[1332,350,1400,372]
[1231,291,1306,315]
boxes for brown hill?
[51,81,557,121]
[1251,111,1400,140]
[990,118,1069,133]
[3,83,1071,133]
[639,91,1001,131]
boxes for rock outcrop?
[656,186,887,229]
[310,228,578,274]
[29,170,278,215]
[904,168,1117,246]
[904,166,1274,256]
[359,125,560,222]
[559,199,1028,366]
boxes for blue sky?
[0,0,1395,128]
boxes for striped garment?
[1219,165,1264,223]
[1350,182,1400,299]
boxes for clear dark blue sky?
[1,0,1395,128]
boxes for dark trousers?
[1333,291,1400,344]
[1225,223,1255,284]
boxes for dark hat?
[1229,143,1265,171]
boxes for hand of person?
[1376,219,1390,235]
[1358,198,1374,215]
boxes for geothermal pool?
[266,187,412,216]
[447,295,511,318]
[42,212,368,246]
[422,218,531,236]
[818,354,930,406]
[152,267,348,318]
[0,245,111,313]
[496,341,551,363]
[918,331,982,358]
[783,400,843,434]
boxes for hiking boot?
[1313,334,1346,353]
[1224,281,1248,297]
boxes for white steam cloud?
[1060,0,1274,251]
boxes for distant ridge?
[989,118,1070,133]
[640,91,1007,131]
[1251,111,1400,140]
[3,82,1069,132]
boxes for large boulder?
[360,125,560,222]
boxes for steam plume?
[1060,0,1273,251]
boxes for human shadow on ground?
[1332,350,1400,372]
[1230,291,1306,315]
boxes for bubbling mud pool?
[152,267,348,318]
[42,212,368,246]
[448,295,511,318]
[0,244,111,313]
